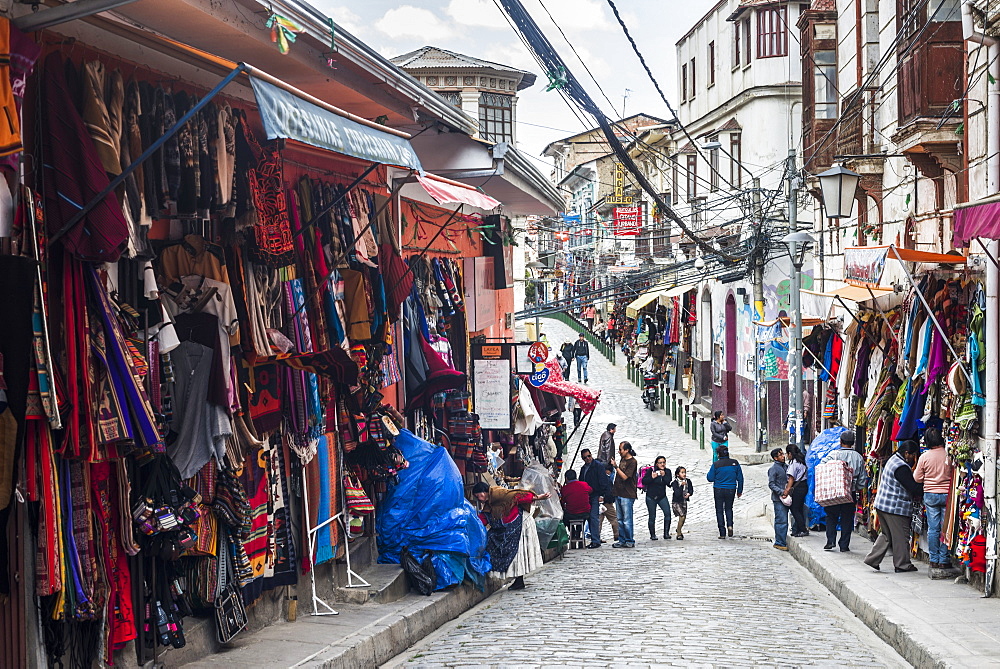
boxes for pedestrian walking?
[821,430,865,552]
[671,467,693,539]
[585,304,596,330]
[559,469,592,522]
[913,428,958,576]
[710,411,731,462]
[641,456,673,540]
[784,444,809,536]
[864,441,923,573]
[610,442,638,548]
[574,333,590,383]
[598,423,616,463]
[707,445,744,538]
[580,449,617,547]
[767,447,790,551]
[473,482,550,590]
[560,341,576,379]
[566,396,582,427]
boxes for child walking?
[671,467,694,539]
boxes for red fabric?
[40,53,127,262]
[518,355,602,413]
[561,480,592,515]
[415,174,500,210]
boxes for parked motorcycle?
[642,372,660,411]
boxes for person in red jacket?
[560,469,592,521]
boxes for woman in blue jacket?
[707,446,744,539]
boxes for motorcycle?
[641,371,660,411]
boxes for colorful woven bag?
[344,475,375,515]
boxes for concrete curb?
[300,581,497,669]
[787,537,947,669]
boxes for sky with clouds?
[311,0,713,169]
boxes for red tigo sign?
[614,206,641,236]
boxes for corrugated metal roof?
[391,46,536,89]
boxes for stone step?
[333,563,409,605]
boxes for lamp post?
[526,259,545,341]
[782,231,816,450]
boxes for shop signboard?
[613,206,642,236]
[844,246,888,288]
[249,77,423,170]
[473,358,511,429]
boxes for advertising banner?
[613,206,642,236]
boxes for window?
[708,41,716,85]
[478,92,513,143]
[734,23,741,67]
[681,63,688,101]
[814,50,838,119]
[672,156,679,196]
[757,6,788,58]
[730,134,742,188]
[686,154,698,200]
[709,137,719,191]
[743,18,752,63]
[690,57,697,97]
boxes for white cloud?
[525,0,613,32]
[375,5,454,41]
[445,0,509,29]
[306,3,362,35]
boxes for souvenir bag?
[345,475,374,515]
[814,459,854,507]
[214,532,248,644]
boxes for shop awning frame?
[843,244,967,289]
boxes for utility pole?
[535,228,542,341]
[786,149,805,451]
[751,177,766,452]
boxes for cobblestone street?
[385,319,908,668]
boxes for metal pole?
[535,230,542,341]
[751,177,766,452]
[787,149,804,450]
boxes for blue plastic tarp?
[376,430,490,589]
[805,426,848,526]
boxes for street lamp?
[816,165,861,219]
[781,231,816,449]
[526,260,545,341]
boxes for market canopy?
[415,174,501,210]
[662,283,698,298]
[954,195,1000,247]
[625,289,665,318]
[249,74,423,170]
[843,245,966,288]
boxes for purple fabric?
[954,201,1000,248]
[925,326,948,391]
[852,339,871,396]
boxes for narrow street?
[385,318,908,668]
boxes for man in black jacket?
[573,333,590,383]
[580,449,612,548]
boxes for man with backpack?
[820,430,865,552]
[560,341,576,379]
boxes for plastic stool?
[567,519,586,549]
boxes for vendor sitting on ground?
[560,469,592,522]
[473,482,550,590]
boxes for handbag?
[780,494,792,507]
[345,475,375,515]
[215,532,248,644]
[814,459,854,507]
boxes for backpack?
[636,464,653,490]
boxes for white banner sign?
[473,358,511,430]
